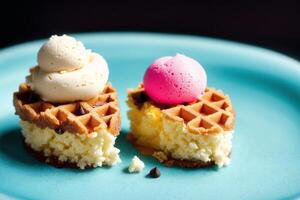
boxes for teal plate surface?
[0,33,300,200]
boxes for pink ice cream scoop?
[143,54,207,105]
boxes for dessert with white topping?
[13,35,121,169]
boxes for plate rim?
[1,32,299,83]
[0,32,300,200]
[0,31,299,64]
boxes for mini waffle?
[14,83,121,136]
[128,84,234,135]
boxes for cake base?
[24,141,93,169]
[20,120,121,169]
[127,133,218,168]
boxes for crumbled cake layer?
[127,133,216,168]
[161,117,232,167]
[21,120,121,169]
[25,143,91,169]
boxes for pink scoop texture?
[143,54,207,105]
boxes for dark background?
[1,1,299,59]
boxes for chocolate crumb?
[132,92,148,108]
[148,167,161,178]
[75,104,86,116]
[55,128,64,134]
[27,91,40,103]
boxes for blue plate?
[0,33,300,200]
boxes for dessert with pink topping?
[127,54,235,168]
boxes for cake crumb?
[128,156,145,173]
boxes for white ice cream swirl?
[27,35,109,103]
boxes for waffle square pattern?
[14,83,121,136]
[163,87,234,135]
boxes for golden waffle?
[128,84,235,135]
[14,83,121,136]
